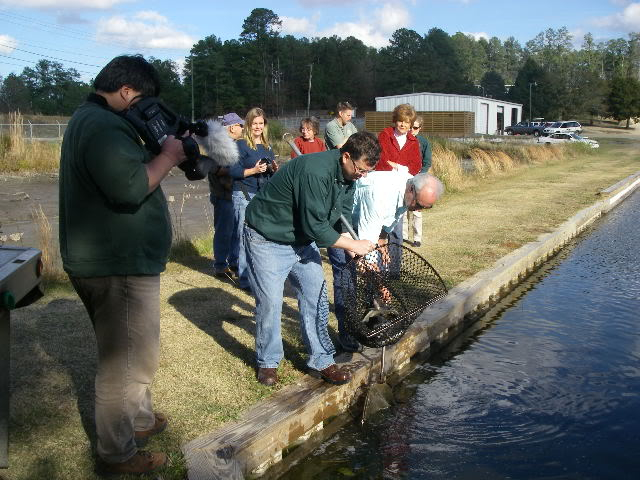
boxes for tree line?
[2,8,640,126]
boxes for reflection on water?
[282,188,640,480]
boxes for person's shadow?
[168,282,309,373]
[11,296,99,459]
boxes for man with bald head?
[329,171,444,352]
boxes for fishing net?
[339,242,448,348]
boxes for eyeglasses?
[350,157,374,175]
[411,184,432,209]
[411,126,421,131]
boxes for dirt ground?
[0,171,214,248]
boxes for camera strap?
[239,183,252,202]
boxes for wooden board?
[365,111,475,136]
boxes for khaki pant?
[70,275,159,463]
[402,210,422,243]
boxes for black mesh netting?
[339,242,448,348]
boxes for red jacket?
[376,127,421,175]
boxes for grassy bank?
[4,135,639,480]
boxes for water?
[281,188,640,479]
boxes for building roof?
[375,91,523,108]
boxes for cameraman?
[228,107,277,292]
[58,55,186,475]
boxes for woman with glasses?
[291,117,326,158]
[403,115,433,247]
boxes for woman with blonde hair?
[229,107,277,291]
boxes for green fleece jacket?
[58,96,172,277]
[245,149,355,247]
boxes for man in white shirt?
[329,171,444,352]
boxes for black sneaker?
[338,333,363,353]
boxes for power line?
[2,38,113,61]
[0,53,99,76]
[0,10,191,57]
[0,43,101,68]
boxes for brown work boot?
[309,364,351,385]
[257,367,278,386]
[134,412,168,447]
[101,450,167,475]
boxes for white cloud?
[0,34,17,53]
[281,15,318,35]
[593,2,640,31]
[372,3,410,33]
[280,2,411,48]
[463,31,490,41]
[0,0,130,8]
[95,11,195,50]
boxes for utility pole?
[307,63,313,118]
[528,81,537,122]
[191,57,195,122]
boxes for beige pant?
[402,210,422,243]
[70,274,159,463]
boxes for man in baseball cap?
[221,112,244,130]
[209,112,244,278]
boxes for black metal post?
[0,308,9,468]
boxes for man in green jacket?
[244,132,380,386]
[58,55,186,476]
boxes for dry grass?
[3,135,638,480]
[431,142,467,191]
[31,204,66,286]
[0,112,61,173]
[429,136,593,192]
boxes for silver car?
[538,132,599,148]
[543,121,583,135]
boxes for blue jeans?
[327,247,348,335]
[232,190,253,288]
[244,224,336,371]
[210,193,236,272]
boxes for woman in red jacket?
[376,103,421,175]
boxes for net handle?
[340,214,360,241]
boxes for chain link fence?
[0,122,67,141]
[0,115,367,141]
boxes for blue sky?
[0,0,638,82]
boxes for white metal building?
[375,92,523,135]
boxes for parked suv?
[505,121,546,136]
[543,121,582,135]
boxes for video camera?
[121,97,214,181]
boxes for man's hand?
[146,135,187,192]
[331,235,375,257]
[350,239,376,256]
[161,135,187,166]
